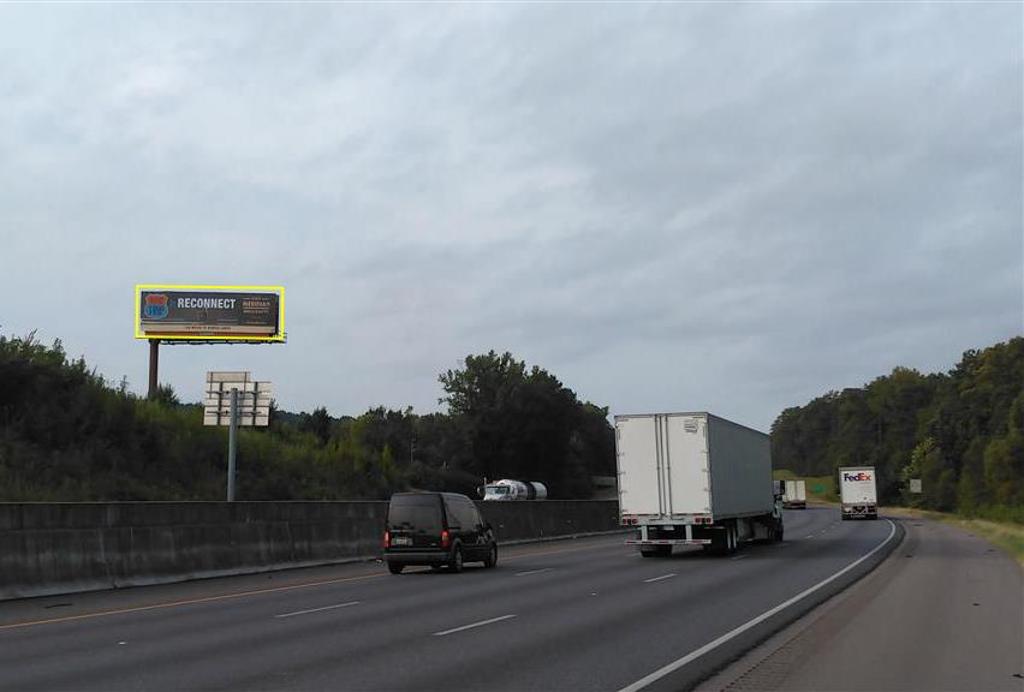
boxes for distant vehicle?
[839,466,878,520]
[383,492,498,574]
[783,479,807,509]
[482,479,548,501]
[615,412,783,557]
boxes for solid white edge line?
[643,573,677,583]
[617,519,897,692]
[433,614,517,637]
[275,601,360,618]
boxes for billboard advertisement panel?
[135,284,285,341]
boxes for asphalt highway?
[0,508,901,691]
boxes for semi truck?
[615,412,783,556]
[481,479,548,501]
[839,466,878,520]
[783,479,807,509]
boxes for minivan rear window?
[388,495,442,531]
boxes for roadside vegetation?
[0,332,614,501]
[882,506,1024,565]
[771,337,1024,524]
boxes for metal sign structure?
[203,372,272,427]
[204,371,273,502]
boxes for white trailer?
[615,412,783,556]
[839,466,878,520]
[783,479,807,509]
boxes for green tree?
[439,351,612,497]
[298,406,332,445]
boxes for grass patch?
[883,506,1024,566]
[773,469,838,503]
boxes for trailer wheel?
[708,526,734,556]
[726,524,738,554]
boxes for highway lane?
[0,508,895,691]
[701,515,1024,692]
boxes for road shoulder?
[698,516,1024,692]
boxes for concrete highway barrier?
[0,500,620,601]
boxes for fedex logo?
[843,472,873,482]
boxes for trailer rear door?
[615,413,711,517]
[616,415,661,516]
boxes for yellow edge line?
[0,537,624,631]
[0,572,384,631]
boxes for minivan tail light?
[440,529,451,549]
[383,530,391,549]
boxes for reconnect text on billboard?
[843,472,873,482]
[175,296,238,310]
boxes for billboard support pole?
[227,387,239,502]
[147,340,160,399]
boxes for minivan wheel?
[449,546,464,573]
[484,544,498,568]
[387,562,404,575]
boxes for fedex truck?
[839,466,878,520]
[615,412,783,556]
[783,479,807,509]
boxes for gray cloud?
[0,3,1019,431]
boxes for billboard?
[135,284,285,341]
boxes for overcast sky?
[1,3,1021,431]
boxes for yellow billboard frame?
[134,284,286,342]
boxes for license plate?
[392,536,412,546]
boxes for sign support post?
[204,372,272,502]
[227,387,239,502]
[148,340,160,399]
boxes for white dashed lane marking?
[433,614,517,637]
[643,573,677,584]
[275,601,360,618]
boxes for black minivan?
[383,492,498,574]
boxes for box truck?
[615,412,783,556]
[839,466,878,520]
[783,479,807,509]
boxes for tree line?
[771,337,1024,522]
[0,333,614,501]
